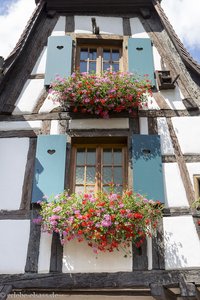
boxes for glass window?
[78,46,122,73]
[72,144,127,193]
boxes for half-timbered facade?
[0,0,200,299]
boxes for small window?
[77,45,122,73]
[71,142,127,194]
[194,175,200,199]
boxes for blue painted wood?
[31,135,67,203]
[44,36,72,85]
[128,38,155,86]
[132,134,165,203]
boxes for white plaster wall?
[0,138,29,210]
[31,47,47,75]
[153,46,162,71]
[69,118,129,129]
[39,94,60,113]
[147,95,160,110]
[163,216,200,269]
[63,240,132,273]
[38,232,52,273]
[186,162,200,189]
[157,117,174,155]
[0,220,30,273]
[51,16,66,36]
[160,87,185,110]
[13,79,44,114]
[75,16,123,35]
[139,117,148,134]
[172,116,200,154]
[0,121,42,131]
[130,17,149,38]
[163,163,189,207]
[50,120,60,134]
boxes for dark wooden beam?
[1,270,200,290]
[132,239,148,270]
[166,118,195,206]
[0,109,200,122]
[0,8,58,114]
[50,232,63,273]
[0,130,38,138]
[148,117,158,134]
[152,220,165,270]
[0,210,30,220]
[180,282,200,300]
[25,207,41,273]
[45,0,153,14]
[122,17,131,36]
[150,283,177,300]
[0,285,12,300]
[20,138,37,211]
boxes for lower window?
[71,140,127,194]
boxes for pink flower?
[53,206,62,213]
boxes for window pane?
[87,149,96,165]
[75,186,84,193]
[76,167,85,184]
[112,50,120,61]
[76,149,85,165]
[103,166,112,184]
[114,185,123,194]
[80,61,87,73]
[80,48,88,60]
[89,48,97,60]
[103,149,112,164]
[89,62,96,73]
[114,149,122,165]
[103,186,111,193]
[112,63,119,71]
[103,62,110,71]
[86,167,96,184]
[113,166,122,184]
[103,49,110,61]
[86,186,95,193]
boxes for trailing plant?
[35,190,163,255]
[49,71,152,118]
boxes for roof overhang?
[35,0,155,14]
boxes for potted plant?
[35,190,163,255]
[48,71,152,118]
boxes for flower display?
[49,71,152,118]
[36,190,163,254]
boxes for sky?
[0,0,200,64]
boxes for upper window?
[76,45,122,73]
[71,141,127,194]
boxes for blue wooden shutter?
[132,134,165,203]
[44,36,72,85]
[32,135,67,203]
[128,38,155,86]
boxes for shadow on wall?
[163,231,188,269]
[160,86,184,110]
[32,158,44,202]
[157,117,174,155]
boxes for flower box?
[49,71,152,118]
[35,190,163,255]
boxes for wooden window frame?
[74,35,127,73]
[70,142,128,194]
[193,175,200,200]
[76,45,123,73]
